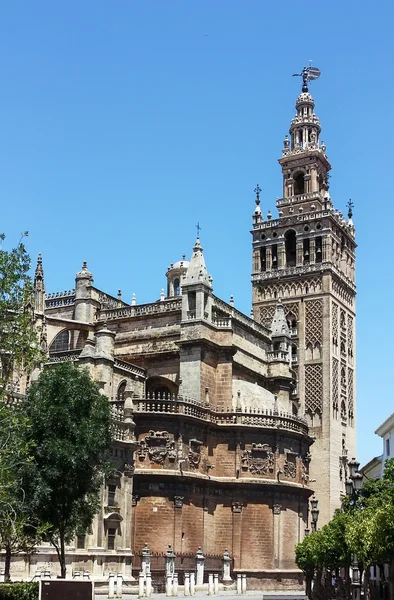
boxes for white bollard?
[173,573,179,596]
[214,573,219,595]
[241,573,246,594]
[190,572,195,596]
[166,574,173,597]
[146,573,152,598]
[236,574,242,594]
[116,573,123,598]
[184,572,190,596]
[208,574,214,596]
[139,572,145,597]
[108,572,115,599]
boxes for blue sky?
[0,1,392,467]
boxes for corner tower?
[251,69,356,524]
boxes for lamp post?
[346,458,363,600]
[310,496,319,532]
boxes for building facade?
[251,78,357,524]
[4,76,357,587]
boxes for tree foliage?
[0,232,45,580]
[0,233,41,396]
[24,363,113,577]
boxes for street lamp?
[310,496,319,532]
[346,458,363,600]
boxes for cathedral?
[9,72,357,589]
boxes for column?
[278,242,286,269]
[296,241,303,266]
[196,547,205,586]
[266,247,272,271]
[108,573,115,599]
[184,573,190,597]
[116,573,123,599]
[190,572,195,596]
[273,504,281,569]
[231,502,243,571]
[174,498,184,554]
[310,239,316,264]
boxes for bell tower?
[251,67,356,524]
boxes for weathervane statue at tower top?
[293,63,321,92]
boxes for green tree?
[0,234,44,580]
[25,363,113,578]
[0,233,40,396]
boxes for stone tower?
[251,75,356,524]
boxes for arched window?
[294,173,305,195]
[117,381,126,401]
[49,330,69,354]
[285,230,296,267]
[174,278,180,297]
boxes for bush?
[0,583,39,600]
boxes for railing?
[276,191,323,207]
[101,298,182,321]
[114,358,145,379]
[212,296,270,337]
[268,350,289,361]
[134,396,308,435]
[212,317,231,328]
[45,291,75,308]
[46,349,82,363]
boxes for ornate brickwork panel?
[283,301,299,320]
[348,367,354,418]
[347,315,354,360]
[259,305,276,328]
[332,302,339,348]
[305,364,323,415]
[332,358,339,413]
[332,278,355,308]
[340,308,346,332]
[305,299,323,346]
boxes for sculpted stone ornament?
[188,438,203,468]
[138,430,176,464]
[241,443,274,475]
[273,504,282,515]
[174,496,184,508]
[283,448,298,479]
[232,502,243,513]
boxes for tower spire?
[33,253,45,313]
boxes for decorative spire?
[184,236,212,288]
[271,299,290,338]
[347,199,354,220]
[254,184,261,204]
[35,253,44,279]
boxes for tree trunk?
[305,570,313,600]
[4,542,12,582]
[345,566,351,600]
[60,533,66,579]
[364,566,371,600]
[389,557,394,600]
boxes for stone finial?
[271,299,290,338]
[35,253,44,277]
[117,289,122,300]
[160,288,165,301]
[229,295,234,307]
[131,293,136,306]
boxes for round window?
[272,231,278,238]
[316,222,322,230]
[261,234,266,240]
[304,225,309,232]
